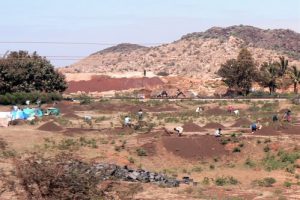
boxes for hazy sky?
[0,0,299,66]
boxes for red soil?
[66,76,164,93]
[141,142,156,156]
[38,121,64,132]
[63,113,80,119]
[255,126,282,136]
[63,128,95,135]
[280,125,300,135]
[231,118,252,127]
[202,122,225,129]
[205,107,227,115]
[162,135,227,159]
[182,122,205,132]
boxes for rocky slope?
[62,25,300,77]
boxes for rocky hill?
[62,25,300,77]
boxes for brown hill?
[61,25,300,77]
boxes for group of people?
[123,105,293,138]
[123,109,144,128]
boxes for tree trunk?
[294,82,298,94]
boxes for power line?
[0,41,164,46]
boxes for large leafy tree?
[218,48,257,95]
[0,51,67,94]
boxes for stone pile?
[66,161,181,187]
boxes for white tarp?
[0,112,12,127]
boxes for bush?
[215,176,239,186]
[15,154,103,199]
[136,148,147,156]
[253,177,276,187]
[156,71,169,76]
[0,92,62,105]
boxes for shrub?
[283,181,292,188]
[244,158,256,168]
[15,154,103,199]
[156,71,169,76]
[256,177,276,187]
[215,176,239,186]
[0,92,62,105]
[136,148,147,156]
[233,147,241,153]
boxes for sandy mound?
[162,135,227,159]
[66,76,164,93]
[38,121,64,132]
[202,122,225,129]
[231,118,252,127]
[182,122,205,132]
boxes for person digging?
[176,89,185,98]
[250,121,262,134]
[174,126,184,136]
[137,109,143,121]
[124,116,132,128]
[214,128,222,137]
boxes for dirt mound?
[66,77,163,93]
[162,135,227,159]
[205,107,226,115]
[38,121,64,132]
[202,122,225,129]
[63,113,80,119]
[255,126,282,136]
[63,128,95,135]
[182,122,205,132]
[231,118,252,127]
[141,143,156,156]
[280,125,300,135]
[54,101,74,114]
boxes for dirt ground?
[1,99,300,199]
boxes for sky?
[0,0,299,67]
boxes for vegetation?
[0,92,62,105]
[289,65,300,94]
[252,177,276,187]
[218,48,257,95]
[0,51,67,94]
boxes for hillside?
[62,25,300,77]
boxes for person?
[250,121,262,134]
[272,114,279,122]
[124,116,132,127]
[137,109,143,121]
[157,90,168,98]
[227,105,234,113]
[233,109,239,116]
[174,126,183,136]
[283,109,292,122]
[214,128,222,137]
[196,106,203,116]
[36,98,41,107]
[176,89,185,98]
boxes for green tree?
[289,66,300,94]
[218,48,257,95]
[0,51,67,94]
[257,62,279,94]
[257,57,290,94]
